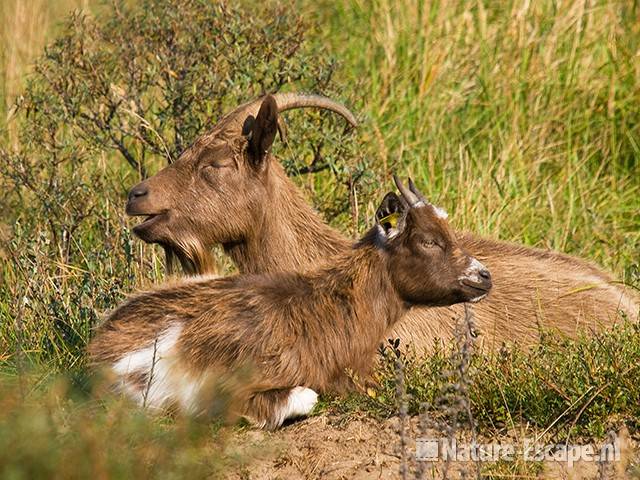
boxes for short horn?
[408,178,428,204]
[393,175,421,207]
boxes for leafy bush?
[0,0,359,370]
[14,1,339,173]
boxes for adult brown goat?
[126,94,639,351]
[91,178,491,428]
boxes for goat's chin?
[458,283,491,304]
[131,212,169,242]
[467,293,488,303]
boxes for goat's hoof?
[286,387,318,418]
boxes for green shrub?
[0,0,359,370]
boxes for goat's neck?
[311,244,407,351]
[225,163,350,274]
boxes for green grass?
[327,320,640,440]
[308,0,639,277]
[0,0,94,132]
[0,371,240,478]
[1,0,639,477]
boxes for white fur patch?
[459,257,486,284]
[432,204,448,219]
[458,257,490,302]
[271,387,318,428]
[112,323,205,413]
[179,273,220,285]
[468,293,488,303]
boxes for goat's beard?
[162,239,217,277]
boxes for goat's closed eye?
[205,161,228,169]
[202,159,235,171]
[201,162,231,183]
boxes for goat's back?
[390,234,639,352]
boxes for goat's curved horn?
[393,175,422,207]
[272,93,358,128]
[408,178,428,204]
[217,93,358,138]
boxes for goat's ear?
[375,192,407,239]
[245,95,278,168]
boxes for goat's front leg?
[246,386,318,430]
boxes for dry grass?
[311,0,640,276]
[0,0,90,130]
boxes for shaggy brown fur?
[126,94,354,275]
[90,185,491,428]
[126,94,639,351]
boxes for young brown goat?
[90,178,491,428]
[126,94,639,350]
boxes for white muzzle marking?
[460,257,486,285]
[459,257,490,302]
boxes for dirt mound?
[226,414,403,479]
[224,414,637,479]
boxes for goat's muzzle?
[125,183,169,242]
[458,258,492,302]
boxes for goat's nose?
[478,268,492,290]
[128,185,148,202]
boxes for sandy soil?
[223,414,638,479]
[226,414,404,479]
